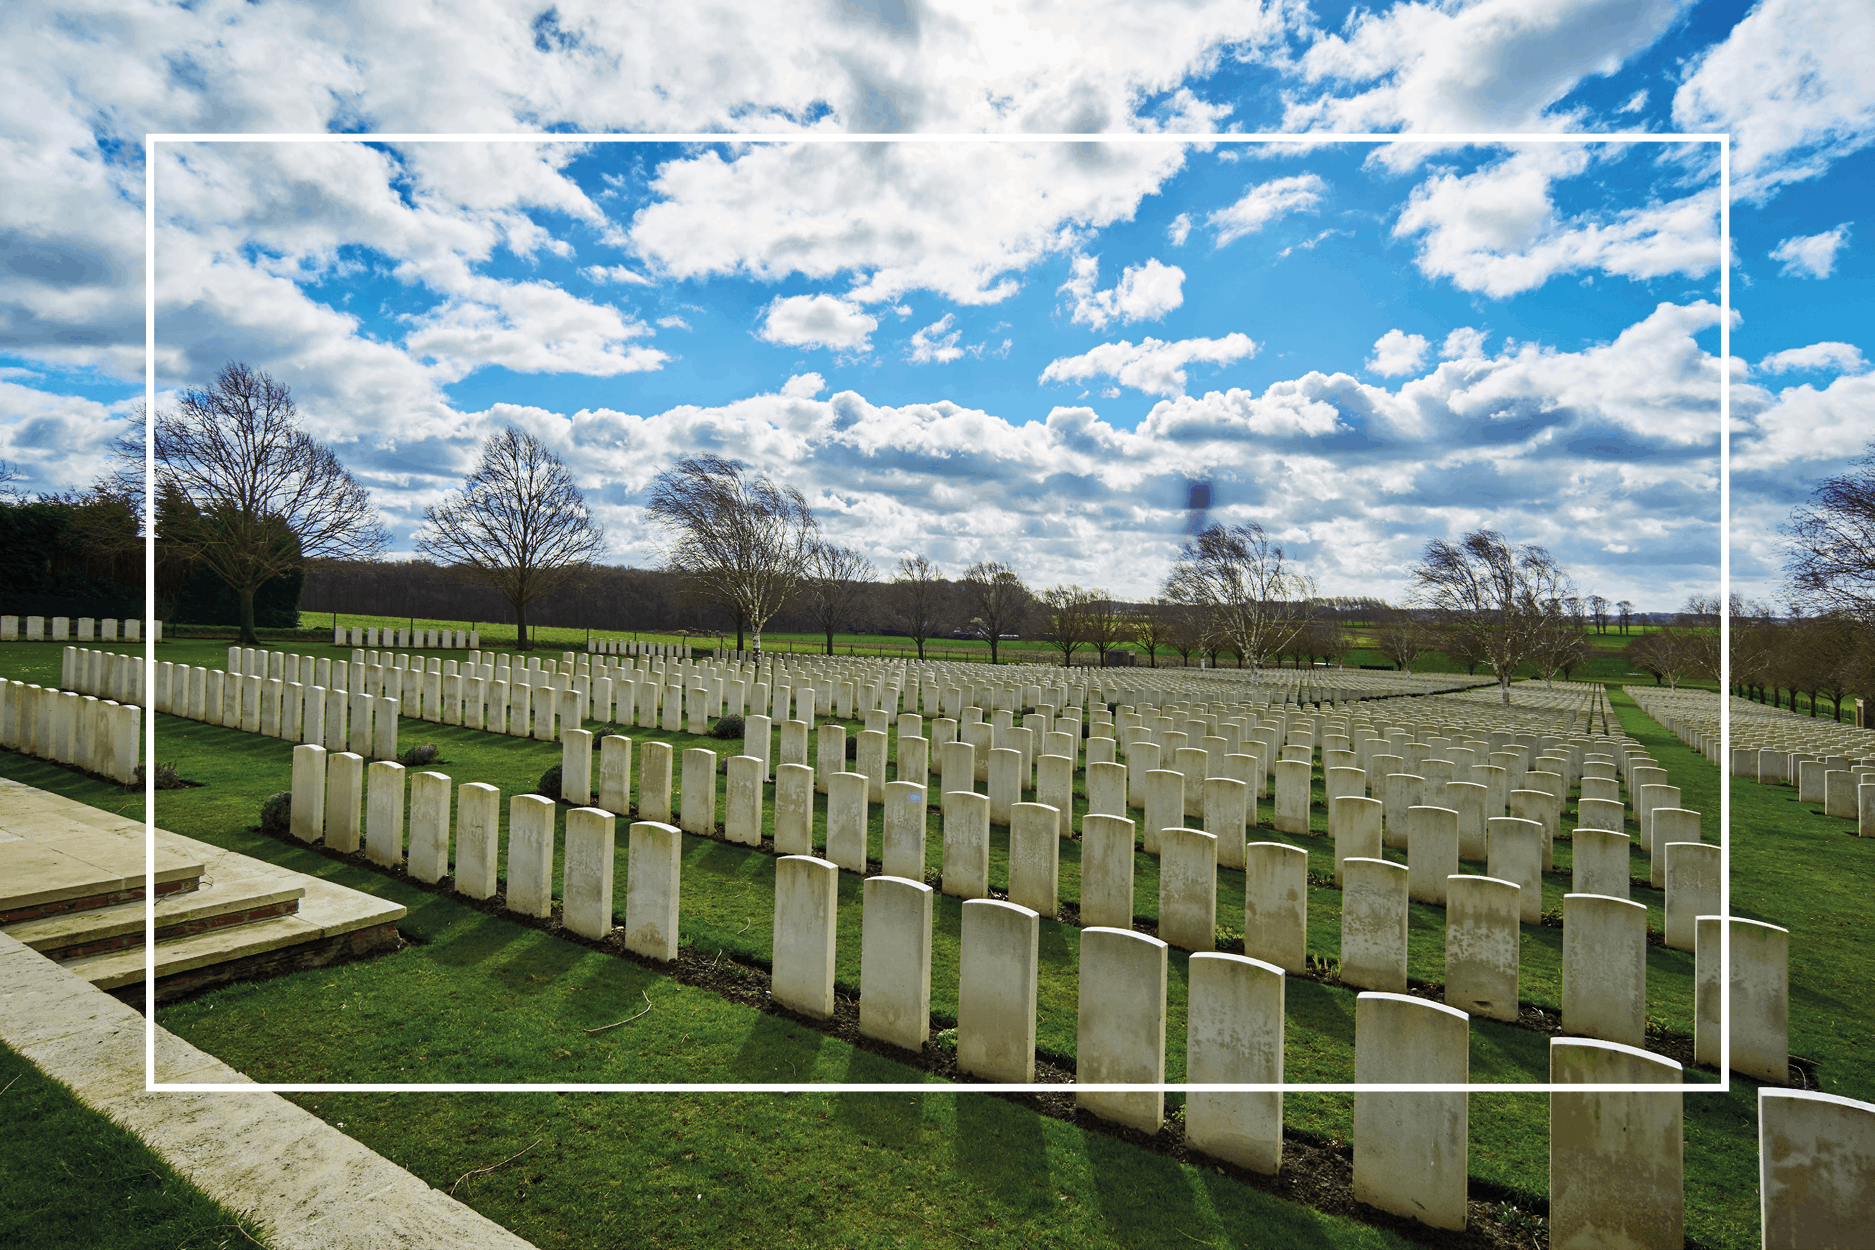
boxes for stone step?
[60,907,358,992]
[0,827,204,925]
[3,777,407,1000]
[4,863,305,961]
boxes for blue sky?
[2,0,1871,609]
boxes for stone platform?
[0,778,534,1248]
[0,777,405,1000]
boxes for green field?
[0,636,1855,1250]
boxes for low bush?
[259,791,291,836]
[400,743,439,766]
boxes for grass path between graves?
[0,642,1802,1249]
[0,1040,273,1250]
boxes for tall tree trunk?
[238,584,259,645]
[515,599,530,650]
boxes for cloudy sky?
[3,0,1870,610]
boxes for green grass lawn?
[0,1041,272,1250]
[0,639,1848,1250]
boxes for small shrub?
[711,714,745,740]
[259,791,292,836]
[134,762,187,790]
[537,764,562,797]
[845,734,858,760]
[933,1027,958,1055]
[400,743,439,767]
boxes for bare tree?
[1679,594,1726,685]
[1162,522,1312,674]
[1616,599,1634,635]
[1132,599,1175,667]
[1371,603,1433,674]
[156,362,388,643]
[1441,623,1490,676]
[888,555,949,660]
[416,427,605,651]
[1785,447,1875,621]
[1303,617,1352,667]
[1628,629,1690,688]
[1038,584,1096,666]
[961,561,1032,664]
[802,541,876,655]
[1166,599,1208,665]
[1586,593,1609,635]
[1085,594,1126,664]
[1410,529,1573,704]
[1529,607,1587,689]
[0,459,25,503]
[644,455,817,656]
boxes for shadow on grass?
[955,1092,1052,1211]
[1083,1122,1204,1237]
[730,1009,828,1083]
[425,909,532,969]
[833,1063,929,1145]
[480,926,589,994]
[1195,1166,1344,1250]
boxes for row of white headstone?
[59,646,146,707]
[1,615,152,641]
[331,625,480,649]
[0,677,141,782]
[283,741,680,958]
[253,678,1845,1244]
[279,735,1826,1247]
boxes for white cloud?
[1167,213,1193,246]
[1059,256,1186,330]
[780,372,827,398]
[1441,327,1489,359]
[1758,342,1867,374]
[1617,89,1649,114]
[630,141,1196,307]
[1285,0,1685,155]
[583,265,655,286]
[1207,175,1327,246]
[907,314,965,364]
[1673,0,1875,202]
[0,381,138,498]
[0,0,1298,386]
[1735,369,1875,470]
[1039,334,1259,398]
[1276,228,1341,258]
[656,315,692,330]
[1769,225,1851,279]
[403,278,668,382]
[1367,329,1430,377]
[1442,300,1730,447]
[1139,382,1347,441]
[757,294,878,353]
[1392,146,1718,298]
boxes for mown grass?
[0,640,1825,1250]
[0,1042,272,1250]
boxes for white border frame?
[141,129,1733,1096]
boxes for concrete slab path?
[0,929,538,1250]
